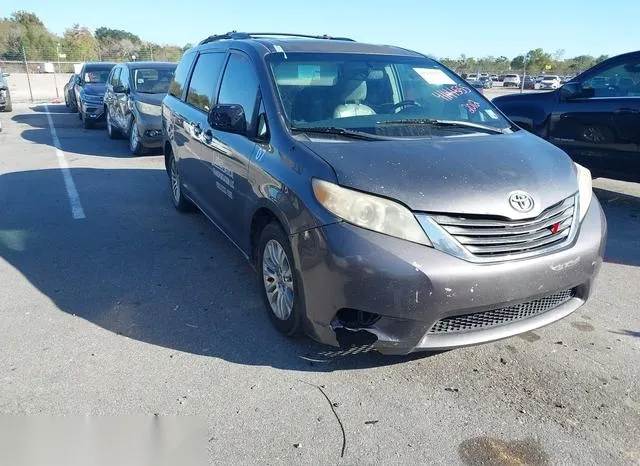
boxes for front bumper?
[134,114,163,148]
[291,195,606,354]
[81,100,105,121]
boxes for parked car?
[162,31,605,354]
[73,62,116,128]
[490,74,499,82]
[0,71,12,113]
[503,74,521,87]
[468,79,485,94]
[493,51,640,182]
[539,75,561,90]
[478,76,493,88]
[467,73,479,81]
[523,76,537,89]
[104,61,176,155]
[64,74,79,110]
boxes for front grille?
[430,196,576,259]
[428,289,574,334]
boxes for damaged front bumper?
[290,195,607,354]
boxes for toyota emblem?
[508,191,534,213]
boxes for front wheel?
[258,223,303,336]
[129,118,143,156]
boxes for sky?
[2,0,638,59]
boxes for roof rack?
[199,31,355,45]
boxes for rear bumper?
[291,195,606,354]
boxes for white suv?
[503,74,521,88]
[539,75,561,90]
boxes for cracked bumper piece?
[290,195,606,354]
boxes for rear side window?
[218,53,260,131]
[169,52,197,99]
[186,53,226,112]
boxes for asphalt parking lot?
[1,104,639,464]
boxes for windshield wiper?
[377,118,507,134]
[291,126,386,141]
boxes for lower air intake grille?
[428,289,574,334]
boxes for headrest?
[340,80,367,103]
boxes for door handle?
[615,108,640,114]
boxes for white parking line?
[44,104,86,219]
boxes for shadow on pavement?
[13,104,156,158]
[594,187,640,267]
[0,167,428,371]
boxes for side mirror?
[208,104,247,135]
[560,82,584,100]
[113,85,128,94]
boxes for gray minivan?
[104,61,176,155]
[161,32,606,354]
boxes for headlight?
[312,178,432,246]
[575,163,592,222]
[136,101,161,117]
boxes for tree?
[595,54,609,64]
[2,11,57,60]
[61,24,98,61]
[511,55,525,71]
[95,27,140,44]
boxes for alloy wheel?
[262,239,295,321]
[170,157,181,204]
[130,122,140,152]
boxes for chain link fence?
[1,45,182,103]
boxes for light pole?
[53,43,60,98]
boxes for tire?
[64,93,69,107]
[257,222,303,336]
[2,100,11,112]
[106,109,120,139]
[168,153,194,213]
[128,118,143,156]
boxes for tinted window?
[583,58,640,97]
[186,53,226,112]
[169,52,196,99]
[218,53,260,130]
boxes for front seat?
[333,80,376,118]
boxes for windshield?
[83,69,111,84]
[267,53,510,137]
[133,67,176,93]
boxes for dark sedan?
[494,51,640,182]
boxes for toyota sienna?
[161,32,606,354]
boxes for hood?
[83,83,106,95]
[133,92,165,106]
[301,131,578,219]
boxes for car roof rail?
[199,31,355,45]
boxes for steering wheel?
[391,100,423,113]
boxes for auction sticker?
[414,68,456,85]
